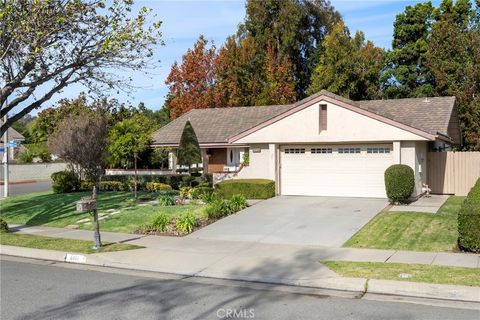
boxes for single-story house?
[152,90,461,198]
[0,121,27,163]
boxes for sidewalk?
[2,224,480,304]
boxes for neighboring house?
[152,90,461,198]
[0,122,26,162]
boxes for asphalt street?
[0,180,51,198]
[1,258,478,320]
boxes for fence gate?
[427,151,480,196]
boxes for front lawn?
[324,261,480,287]
[0,233,143,254]
[0,191,204,233]
[343,196,464,252]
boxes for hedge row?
[458,179,480,253]
[51,170,213,194]
[215,179,275,199]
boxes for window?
[367,147,390,154]
[284,148,305,154]
[338,147,361,154]
[311,148,332,154]
[319,104,327,131]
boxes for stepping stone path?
[74,207,126,227]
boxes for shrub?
[0,218,9,233]
[179,186,191,200]
[200,190,219,204]
[80,180,94,190]
[149,213,171,232]
[203,197,244,219]
[18,151,34,163]
[180,175,199,188]
[158,195,176,206]
[215,179,275,199]
[158,189,180,197]
[51,170,80,193]
[146,182,172,192]
[100,181,124,191]
[37,150,51,163]
[229,194,247,211]
[384,165,414,204]
[175,211,197,234]
[189,186,214,200]
[458,179,480,253]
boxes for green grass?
[344,196,464,252]
[323,261,480,287]
[0,191,204,233]
[97,204,205,233]
[0,232,143,254]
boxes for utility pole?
[3,109,8,198]
[134,150,138,199]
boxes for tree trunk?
[92,184,102,249]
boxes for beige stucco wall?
[213,144,271,183]
[399,141,428,197]
[235,100,429,144]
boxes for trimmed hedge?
[215,179,275,199]
[51,171,80,193]
[384,165,414,204]
[458,179,480,253]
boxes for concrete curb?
[2,245,479,304]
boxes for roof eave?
[228,94,438,143]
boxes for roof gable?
[151,104,294,146]
[151,90,456,145]
[231,97,434,144]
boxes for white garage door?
[280,145,393,198]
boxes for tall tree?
[241,0,341,96]
[28,94,91,143]
[48,111,108,249]
[256,43,297,105]
[1,0,162,136]
[107,114,159,168]
[383,1,435,98]
[165,36,220,119]
[426,0,480,149]
[308,22,385,100]
[215,36,264,107]
[176,120,201,173]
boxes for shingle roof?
[357,96,456,136]
[0,120,25,143]
[152,91,457,145]
[152,104,295,145]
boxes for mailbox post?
[76,197,99,249]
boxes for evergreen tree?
[176,121,202,172]
[427,0,480,150]
[241,0,341,97]
[383,2,435,98]
[308,23,385,100]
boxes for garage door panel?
[280,145,392,198]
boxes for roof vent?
[423,97,430,103]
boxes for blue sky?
[34,0,442,114]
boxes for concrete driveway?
[189,196,388,247]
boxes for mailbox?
[76,198,97,212]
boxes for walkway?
[6,225,479,272]
[390,194,450,213]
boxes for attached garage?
[280,144,393,198]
